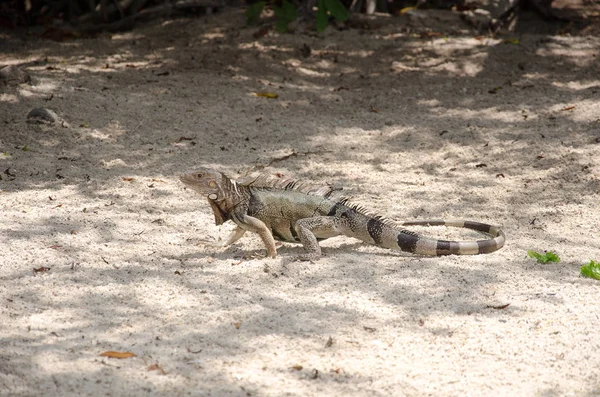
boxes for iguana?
[180,168,505,260]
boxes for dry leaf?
[420,31,444,38]
[290,365,303,371]
[233,321,242,329]
[122,177,134,182]
[147,363,167,375]
[486,303,510,310]
[561,106,576,111]
[33,266,51,273]
[398,6,416,14]
[151,179,166,183]
[99,351,136,359]
[363,326,376,332]
[253,92,278,99]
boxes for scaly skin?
[180,168,505,260]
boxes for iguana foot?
[195,238,225,248]
[292,253,321,262]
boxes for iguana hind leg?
[294,216,340,260]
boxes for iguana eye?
[196,172,204,178]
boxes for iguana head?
[180,168,239,225]
[180,168,226,197]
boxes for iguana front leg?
[195,226,246,257]
[197,226,246,248]
[233,214,278,258]
[294,216,340,261]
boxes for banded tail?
[397,220,505,255]
[331,202,505,256]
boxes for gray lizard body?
[180,168,505,260]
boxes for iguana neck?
[208,174,249,225]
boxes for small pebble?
[0,65,31,84]
[27,107,60,124]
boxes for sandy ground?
[1,9,600,397]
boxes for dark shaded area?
[0,0,228,32]
[1,0,599,35]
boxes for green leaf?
[316,0,328,32]
[324,0,348,21]
[527,250,560,264]
[580,260,600,280]
[281,0,297,20]
[273,0,297,31]
[274,19,289,32]
[246,1,266,24]
[274,0,296,21]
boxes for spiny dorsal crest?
[239,172,342,199]
[336,198,401,229]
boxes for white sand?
[1,10,599,396]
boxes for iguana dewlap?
[180,168,505,260]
